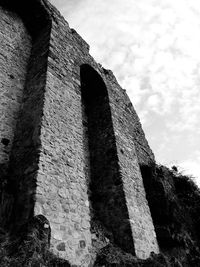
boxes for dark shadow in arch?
[0,1,52,232]
[0,0,51,39]
[80,64,135,255]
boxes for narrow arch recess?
[0,1,51,231]
[80,64,135,254]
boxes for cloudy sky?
[50,0,200,185]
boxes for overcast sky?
[50,0,200,185]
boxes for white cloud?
[147,94,161,113]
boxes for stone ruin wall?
[0,0,159,266]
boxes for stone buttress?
[0,0,159,266]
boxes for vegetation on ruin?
[1,164,200,266]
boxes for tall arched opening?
[80,64,135,254]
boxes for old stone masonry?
[0,0,159,266]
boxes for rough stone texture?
[104,71,159,258]
[0,6,31,166]
[0,0,159,266]
[103,71,155,167]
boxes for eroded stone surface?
[0,6,31,165]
